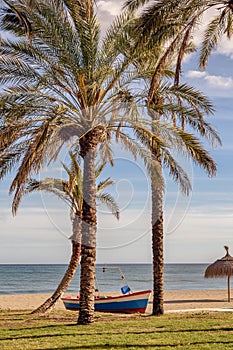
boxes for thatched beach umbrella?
[205,246,233,302]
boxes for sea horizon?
[0,262,211,265]
[0,263,228,295]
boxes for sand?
[1,289,233,313]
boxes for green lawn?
[1,310,233,349]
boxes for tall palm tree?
[0,0,170,323]
[147,85,219,316]
[0,0,219,323]
[123,0,222,315]
[25,153,119,314]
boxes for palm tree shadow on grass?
[0,312,27,318]
[37,340,233,350]
[3,325,233,337]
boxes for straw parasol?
[205,246,233,302]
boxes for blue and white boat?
[62,289,152,314]
[62,266,152,314]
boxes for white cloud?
[205,75,233,88]
[39,166,64,174]
[96,1,125,35]
[0,207,71,240]
[185,70,233,89]
[216,35,233,59]
[97,0,123,16]
[186,71,207,78]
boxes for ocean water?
[0,264,228,295]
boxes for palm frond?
[0,149,22,180]
[225,8,233,39]
[97,178,115,192]
[97,192,120,220]
[1,1,32,39]
[95,160,106,178]
[26,177,68,197]
[200,13,227,69]
[162,149,191,195]
[172,127,217,177]
[133,0,183,41]
[168,83,215,115]
[123,0,149,13]
[99,140,114,167]
[115,129,164,188]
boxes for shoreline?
[1,289,233,312]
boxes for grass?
[1,310,233,349]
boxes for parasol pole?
[228,275,231,302]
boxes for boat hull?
[62,290,152,314]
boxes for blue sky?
[0,1,232,264]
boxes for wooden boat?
[62,289,152,314]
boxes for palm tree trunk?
[31,214,82,314]
[77,146,97,324]
[151,153,164,315]
[148,99,164,316]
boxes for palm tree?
[123,1,222,315]
[25,153,119,314]
[142,80,219,316]
[0,0,169,324]
[148,86,219,316]
[0,0,219,323]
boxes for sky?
[0,0,233,264]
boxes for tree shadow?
[37,340,233,350]
[1,325,233,341]
[0,311,30,319]
[0,333,70,341]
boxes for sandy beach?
[1,289,233,313]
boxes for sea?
[0,264,228,295]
